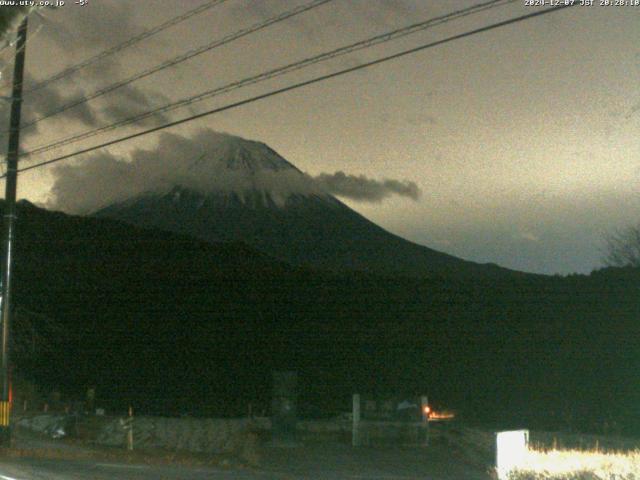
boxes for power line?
[18,0,333,132]
[21,0,228,95]
[9,4,577,178]
[23,0,514,158]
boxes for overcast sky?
[0,0,638,275]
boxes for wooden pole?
[352,394,361,447]
[127,405,133,451]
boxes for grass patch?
[506,447,640,479]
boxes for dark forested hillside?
[6,201,640,434]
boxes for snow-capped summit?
[95,132,519,279]
[144,132,324,208]
[187,132,298,173]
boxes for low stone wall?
[15,414,435,451]
[97,416,266,453]
[15,413,67,435]
[15,414,269,454]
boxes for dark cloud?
[46,129,421,213]
[23,74,99,128]
[18,3,171,136]
[0,73,166,160]
[29,74,173,131]
[0,6,32,46]
[313,171,421,202]
[99,85,171,127]
[0,72,97,159]
[44,1,139,53]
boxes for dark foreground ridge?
[5,200,640,435]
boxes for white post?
[127,405,134,451]
[352,394,361,447]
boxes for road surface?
[1,425,493,479]
[0,443,492,479]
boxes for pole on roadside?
[127,406,134,451]
[352,393,361,447]
[0,15,28,446]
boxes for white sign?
[495,429,529,479]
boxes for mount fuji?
[94,132,519,279]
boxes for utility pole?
[0,16,28,446]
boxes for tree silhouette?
[604,225,640,267]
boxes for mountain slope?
[99,187,513,278]
[95,132,523,279]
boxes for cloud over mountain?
[47,129,421,213]
[313,171,420,202]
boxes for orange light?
[429,410,455,420]
[423,405,431,415]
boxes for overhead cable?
[11,4,577,176]
[23,0,514,158]
[18,0,333,131]
[22,0,229,94]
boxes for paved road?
[0,458,271,480]
[0,444,492,480]
[1,428,492,479]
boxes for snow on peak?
[171,132,319,206]
[49,129,325,215]
[187,133,298,174]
